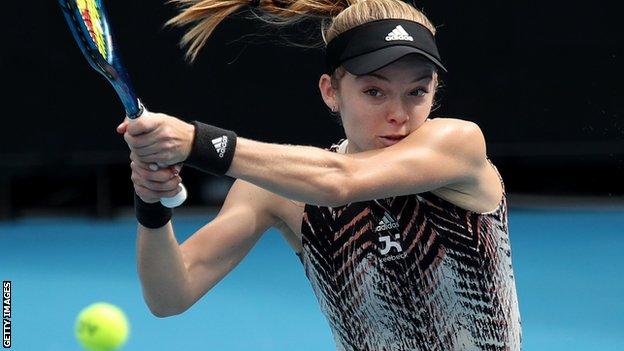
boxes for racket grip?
[160,183,188,209]
[129,105,188,208]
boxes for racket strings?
[76,0,108,59]
[62,0,113,79]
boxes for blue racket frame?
[58,0,143,118]
[58,0,188,208]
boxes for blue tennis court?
[1,207,622,350]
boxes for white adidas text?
[375,222,399,232]
[211,136,228,158]
[385,25,414,42]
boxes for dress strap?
[329,138,347,154]
[486,158,506,193]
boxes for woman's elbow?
[150,309,174,318]
[148,304,187,318]
[311,157,356,207]
[320,179,352,207]
[145,298,191,318]
[322,161,359,206]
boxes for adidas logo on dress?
[212,136,228,158]
[375,212,400,232]
[385,25,414,42]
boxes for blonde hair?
[167,0,436,62]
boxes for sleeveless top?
[298,139,522,351]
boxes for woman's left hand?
[116,111,195,167]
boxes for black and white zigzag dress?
[298,139,522,351]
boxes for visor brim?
[342,46,447,75]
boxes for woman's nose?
[385,101,410,124]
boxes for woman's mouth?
[379,135,406,146]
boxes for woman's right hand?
[130,152,183,204]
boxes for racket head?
[59,0,142,118]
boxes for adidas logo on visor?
[212,136,228,158]
[385,25,414,42]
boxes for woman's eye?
[411,89,428,97]
[364,89,382,97]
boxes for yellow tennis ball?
[75,302,130,351]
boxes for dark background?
[1,1,622,218]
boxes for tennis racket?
[58,0,187,208]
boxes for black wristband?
[185,121,237,175]
[134,193,172,229]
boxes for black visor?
[326,19,447,75]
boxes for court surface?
[1,208,622,350]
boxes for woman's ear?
[432,71,440,91]
[319,73,338,111]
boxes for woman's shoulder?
[417,117,486,164]
[424,117,483,135]
[420,117,500,213]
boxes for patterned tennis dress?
[298,139,521,351]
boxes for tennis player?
[117,0,522,349]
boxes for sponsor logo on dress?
[376,212,404,256]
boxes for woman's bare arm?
[122,114,485,208]
[137,179,279,317]
[228,118,486,206]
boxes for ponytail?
[167,0,352,61]
[166,0,436,62]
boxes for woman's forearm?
[136,223,192,317]
[227,138,351,206]
[121,117,355,206]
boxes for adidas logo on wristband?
[385,25,414,42]
[212,136,228,158]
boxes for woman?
[117,0,522,349]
